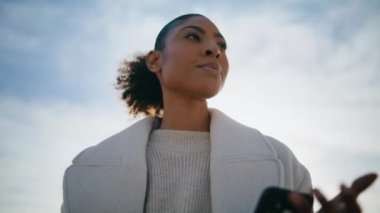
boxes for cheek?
[221,55,229,76]
[161,46,196,75]
[162,50,184,72]
[165,45,192,60]
[160,56,185,88]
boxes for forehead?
[170,16,222,36]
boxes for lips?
[197,63,222,75]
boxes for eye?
[218,42,227,50]
[185,32,201,41]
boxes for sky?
[0,0,379,212]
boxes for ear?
[146,50,162,73]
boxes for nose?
[204,42,221,59]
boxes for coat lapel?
[209,109,284,213]
[67,117,158,213]
[117,117,160,211]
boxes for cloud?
[0,98,135,213]
[208,1,380,154]
[208,2,380,210]
[1,0,379,212]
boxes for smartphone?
[254,187,313,213]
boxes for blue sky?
[1,0,379,212]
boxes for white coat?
[62,109,311,213]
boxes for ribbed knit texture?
[144,129,211,213]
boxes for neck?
[160,94,210,132]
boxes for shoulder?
[210,108,295,158]
[210,108,312,191]
[264,136,312,192]
[71,117,157,165]
[211,108,305,161]
[264,135,297,160]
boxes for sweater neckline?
[147,129,210,152]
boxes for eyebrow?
[179,25,225,40]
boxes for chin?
[199,87,222,99]
[183,82,224,99]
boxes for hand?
[289,173,378,213]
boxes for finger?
[340,184,362,210]
[341,184,357,200]
[314,189,328,206]
[340,184,356,205]
[326,184,361,213]
[289,192,312,213]
[351,173,378,196]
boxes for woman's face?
[156,16,229,100]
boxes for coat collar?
[209,108,276,159]
[209,109,281,212]
[73,109,281,212]
[73,108,276,163]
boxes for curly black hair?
[116,54,163,117]
[116,14,205,117]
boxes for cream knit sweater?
[144,130,211,213]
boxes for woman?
[62,14,376,213]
